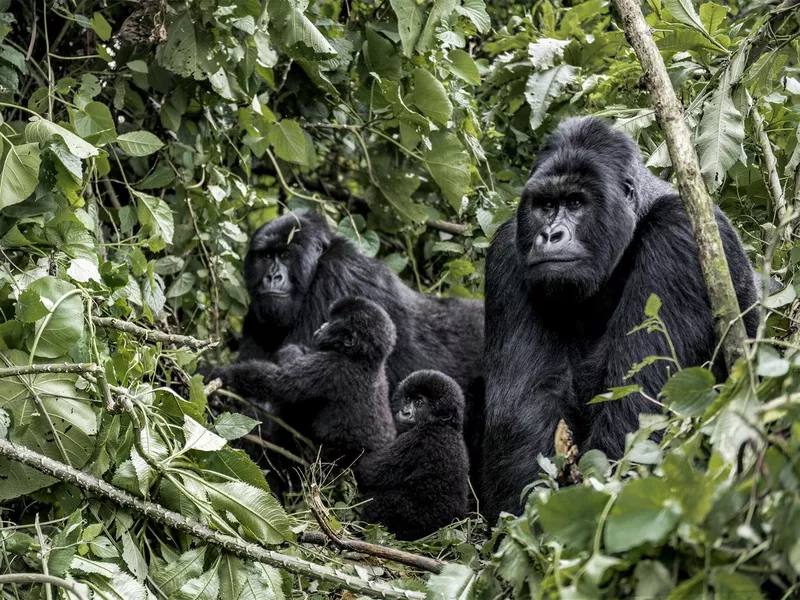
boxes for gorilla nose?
[535,225,569,247]
[264,272,284,284]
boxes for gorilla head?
[244,212,332,327]
[313,297,397,363]
[391,370,464,434]
[516,118,643,298]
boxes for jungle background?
[0,0,799,598]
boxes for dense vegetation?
[0,0,799,598]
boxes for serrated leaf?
[426,563,475,600]
[117,131,164,157]
[267,120,307,165]
[423,132,471,212]
[697,68,744,192]
[182,416,227,452]
[150,547,206,596]
[174,568,220,600]
[524,64,576,131]
[26,117,98,159]
[412,69,453,125]
[207,481,293,544]
[215,412,260,440]
[0,142,40,209]
[661,367,717,416]
[390,0,424,56]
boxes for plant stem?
[0,574,88,600]
[91,316,216,350]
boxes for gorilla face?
[312,297,397,362]
[244,213,331,327]
[516,129,638,299]
[391,370,464,434]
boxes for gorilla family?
[208,297,397,464]
[480,117,758,518]
[237,210,485,473]
[356,371,469,540]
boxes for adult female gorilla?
[234,211,484,472]
[481,117,758,519]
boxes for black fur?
[208,297,397,464]
[356,370,469,540]
[238,211,485,476]
[481,117,758,519]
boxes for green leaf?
[134,191,174,248]
[455,0,491,33]
[117,131,164,157]
[423,132,471,212]
[15,289,48,322]
[364,28,402,81]
[390,0,424,57]
[174,569,220,600]
[425,563,475,600]
[0,142,40,210]
[448,49,480,85]
[267,120,308,165]
[182,416,227,452]
[537,487,611,550]
[527,38,571,69]
[644,293,662,317]
[699,2,729,37]
[664,0,707,35]
[697,67,744,192]
[338,218,381,257]
[90,12,112,40]
[25,277,84,358]
[661,367,717,416]
[215,412,260,440]
[524,64,577,131]
[417,0,458,53]
[412,69,453,125]
[710,571,763,600]
[634,561,673,599]
[199,448,272,491]
[604,477,681,553]
[150,547,206,596]
[207,481,293,545]
[757,345,789,378]
[73,101,116,145]
[166,272,196,298]
[26,117,98,159]
[268,0,337,60]
[157,10,201,79]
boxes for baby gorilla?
[207,297,396,464]
[356,370,470,540]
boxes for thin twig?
[305,481,444,574]
[101,177,122,211]
[751,104,787,225]
[91,316,216,350]
[0,439,425,600]
[0,574,88,600]
[243,434,311,468]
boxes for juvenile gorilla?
[356,370,469,540]
[237,211,485,472]
[482,117,758,519]
[209,297,396,464]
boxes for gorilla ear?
[623,177,635,200]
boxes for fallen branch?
[0,363,101,378]
[425,220,469,236]
[305,472,445,573]
[614,0,750,370]
[0,439,425,600]
[0,573,88,600]
[92,317,216,350]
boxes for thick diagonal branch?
[614,0,750,370]
[92,317,216,350]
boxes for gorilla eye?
[280,250,290,260]
[343,336,356,347]
[567,196,583,210]
[542,200,555,211]
[414,397,424,407]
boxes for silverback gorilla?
[237,212,484,471]
[481,117,758,519]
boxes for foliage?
[0,0,798,598]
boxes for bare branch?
[614,0,750,370]
[751,104,787,224]
[0,363,101,378]
[0,439,425,600]
[425,220,469,235]
[0,573,88,600]
[91,316,216,350]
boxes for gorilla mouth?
[527,256,584,267]
[261,291,291,298]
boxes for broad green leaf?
[67,258,102,283]
[426,563,475,600]
[0,143,40,209]
[604,477,681,553]
[455,0,490,32]
[268,0,337,60]
[757,345,789,378]
[661,367,717,416]
[374,171,428,223]
[150,547,206,596]
[423,132,471,212]
[242,564,285,600]
[90,12,112,40]
[49,511,82,576]
[784,125,800,176]
[364,28,401,81]
[390,0,424,56]
[634,561,673,599]
[166,272,196,298]
[448,49,481,85]
[16,289,49,323]
[182,416,227,452]
[699,2,729,37]
[527,38,571,69]
[26,277,84,358]
[417,0,458,53]
[338,218,381,257]
[537,487,610,550]
[215,412,260,440]
[664,0,707,35]
[710,571,762,600]
[267,120,308,165]
[174,569,220,600]
[117,131,164,157]
[697,67,744,192]
[25,117,98,159]
[207,481,293,544]
[412,69,453,125]
[134,191,174,248]
[157,10,201,79]
[219,556,248,600]
[657,30,724,55]
[525,64,577,131]
[199,448,272,492]
[378,79,429,127]
[73,101,116,145]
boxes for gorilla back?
[481,117,757,519]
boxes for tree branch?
[614,0,750,370]
[91,317,216,350]
[0,363,101,378]
[0,439,425,600]
[751,103,787,225]
[0,573,88,600]
[425,220,469,235]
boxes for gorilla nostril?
[549,229,564,244]
[535,232,549,247]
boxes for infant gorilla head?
[313,296,397,362]
[392,370,464,434]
